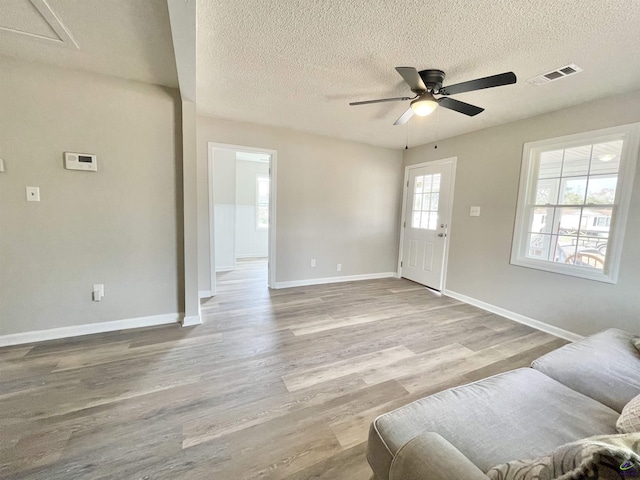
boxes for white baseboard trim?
[0,313,182,348]
[442,289,583,342]
[235,254,268,259]
[182,315,203,327]
[198,290,214,298]
[273,272,395,289]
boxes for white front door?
[401,161,454,290]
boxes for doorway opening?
[398,157,456,291]
[207,143,277,296]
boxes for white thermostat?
[64,152,97,171]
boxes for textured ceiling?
[197,0,640,149]
[0,0,178,88]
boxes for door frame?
[397,157,457,290]
[208,142,278,291]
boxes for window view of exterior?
[412,173,441,230]
[512,124,640,283]
[256,174,269,229]
[526,140,622,270]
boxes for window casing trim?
[510,123,640,284]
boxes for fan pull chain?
[405,121,409,150]
[434,106,440,149]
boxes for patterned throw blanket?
[487,433,640,480]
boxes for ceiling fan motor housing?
[418,69,446,93]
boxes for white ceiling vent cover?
[528,64,583,85]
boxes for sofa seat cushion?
[531,328,640,413]
[367,368,619,479]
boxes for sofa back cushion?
[531,329,640,413]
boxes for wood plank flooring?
[0,259,567,479]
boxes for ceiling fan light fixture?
[410,94,438,116]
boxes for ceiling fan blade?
[438,97,484,116]
[440,72,516,96]
[393,107,414,126]
[395,67,426,92]
[349,96,411,106]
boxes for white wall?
[0,57,183,337]
[197,116,404,291]
[213,149,236,270]
[235,159,269,258]
[404,89,640,336]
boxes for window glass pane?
[428,212,438,230]
[555,235,578,264]
[413,194,422,211]
[529,207,554,234]
[420,212,430,229]
[257,205,269,228]
[423,174,433,193]
[535,178,559,205]
[526,233,551,260]
[590,140,622,175]
[586,175,617,205]
[562,145,591,177]
[557,207,582,234]
[412,212,421,228]
[431,174,441,192]
[560,177,587,205]
[422,193,430,211]
[415,176,424,194]
[581,207,613,237]
[430,193,439,212]
[538,150,563,178]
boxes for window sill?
[510,257,617,284]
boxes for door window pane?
[411,173,441,230]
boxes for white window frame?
[256,173,269,230]
[511,123,640,284]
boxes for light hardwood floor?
[0,259,566,479]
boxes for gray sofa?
[367,328,640,480]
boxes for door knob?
[438,233,445,237]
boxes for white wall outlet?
[470,206,481,217]
[337,263,342,272]
[26,186,40,202]
[310,259,316,268]
[0,159,5,172]
[92,284,104,302]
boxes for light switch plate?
[470,206,481,217]
[26,186,40,202]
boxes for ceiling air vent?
[527,64,583,85]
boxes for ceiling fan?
[349,67,517,125]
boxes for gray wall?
[0,57,183,336]
[197,116,404,289]
[404,89,640,336]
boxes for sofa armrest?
[389,432,489,480]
